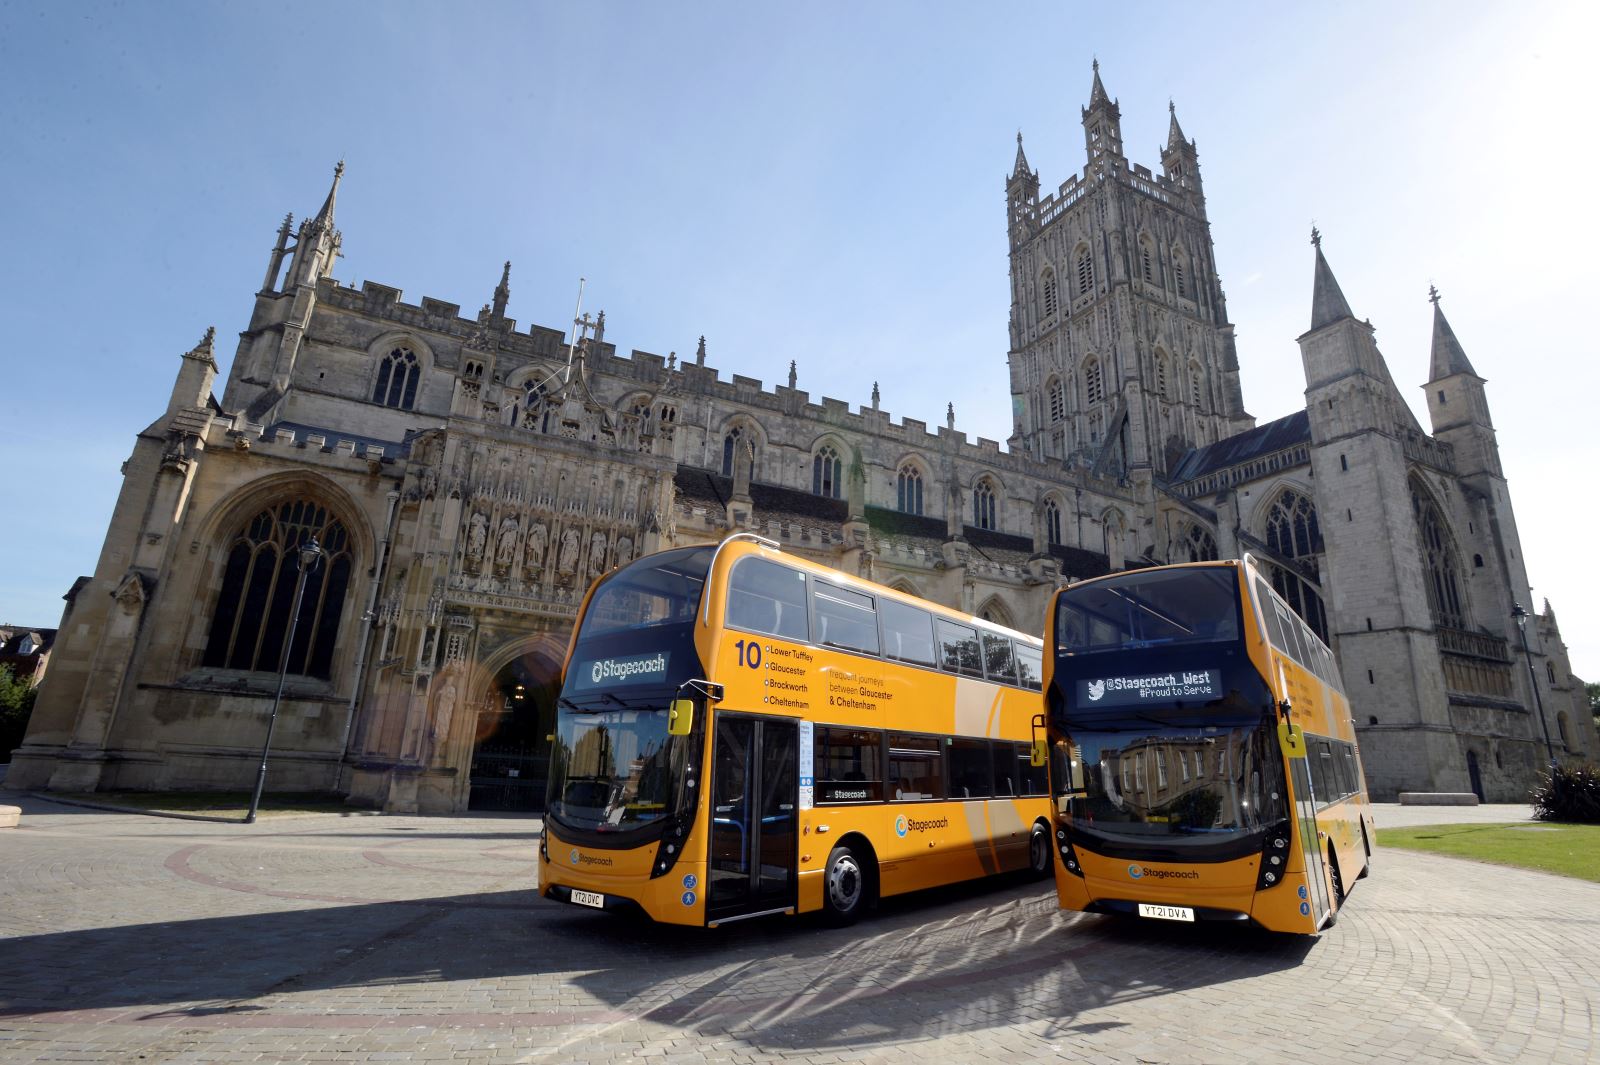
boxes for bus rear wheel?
[1028,823,1052,879]
[1328,845,1346,908]
[823,844,867,926]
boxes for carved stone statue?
[427,674,459,764]
[466,511,488,561]
[525,522,547,571]
[496,515,519,566]
[614,535,633,567]
[589,531,608,577]
[558,529,580,575]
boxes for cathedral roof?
[1428,295,1478,380]
[1309,236,1356,331]
[1167,410,1310,484]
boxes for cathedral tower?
[1006,64,1251,479]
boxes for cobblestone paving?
[0,795,1595,1063]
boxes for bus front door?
[1289,757,1333,928]
[708,714,798,923]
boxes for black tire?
[1027,823,1052,880]
[1328,846,1346,908]
[823,843,867,926]
[1356,824,1372,879]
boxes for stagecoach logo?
[896,815,949,836]
[575,651,670,689]
[1078,669,1220,708]
[569,849,614,868]
[1127,864,1200,881]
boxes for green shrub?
[0,665,38,763]
[1531,764,1600,824]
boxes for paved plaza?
[0,793,1595,1064]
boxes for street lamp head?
[298,537,324,572]
[1510,603,1529,626]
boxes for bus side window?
[728,557,810,642]
[1015,643,1043,690]
[816,726,883,803]
[887,733,944,800]
[981,633,1018,684]
[992,743,1019,796]
[948,738,993,798]
[934,619,983,677]
[812,581,880,655]
[881,598,936,666]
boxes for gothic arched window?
[1083,356,1105,405]
[721,425,750,477]
[1047,377,1065,422]
[896,463,923,515]
[1189,359,1205,409]
[373,347,420,410]
[1140,237,1155,283]
[1076,246,1094,296]
[1181,522,1218,562]
[1041,267,1059,319]
[1045,500,1063,546]
[1264,488,1328,641]
[1171,249,1188,299]
[1411,476,1465,629]
[973,478,998,531]
[512,380,547,430]
[202,499,353,680]
[813,445,842,498]
[1155,353,1170,400]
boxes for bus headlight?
[1057,827,1084,878]
[1255,820,1291,891]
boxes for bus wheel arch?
[1357,822,1372,879]
[821,834,877,926]
[1327,843,1346,908]
[1028,819,1052,879]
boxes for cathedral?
[13,67,1593,810]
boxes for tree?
[1588,681,1600,731]
[0,665,38,763]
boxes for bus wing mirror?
[667,698,695,736]
[1030,739,1048,768]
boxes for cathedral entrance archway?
[466,636,566,812]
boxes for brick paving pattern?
[0,795,1594,1063]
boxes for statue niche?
[588,531,608,578]
[558,528,580,578]
[495,515,520,570]
[524,521,548,575]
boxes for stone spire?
[871,381,880,410]
[1308,228,1355,331]
[1011,130,1031,180]
[946,402,955,429]
[308,160,343,234]
[695,336,706,367]
[491,261,511,322]
[788,360,797,389]
[1088,58,1111,109]
[1427,286,1478,380]
[1081,59,1124,169]
[1166,99,1188,150]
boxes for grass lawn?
[1376,822,1600,883]
[52,791,369,820]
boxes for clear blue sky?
[2,2,1596,675]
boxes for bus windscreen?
[1056,566,1240,654]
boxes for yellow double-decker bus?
[540,533,1053,926]
[1042,556,1374,934]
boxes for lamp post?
[246,537,324,824]
[1510,603,1557,774]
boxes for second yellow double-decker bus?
[1042,556,1373,934]
[539,533,1053,926]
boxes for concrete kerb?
[19,791,386,824]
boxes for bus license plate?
[1138,903,1194,922]
[570,889,605,909]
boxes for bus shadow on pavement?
[0,877,1313,1054]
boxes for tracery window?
[1181,522,1218,562]
[1156,353,1170,400]
[1041,267,1058,319]
[1172,251,1187,299]
[722,425,755,478]
[1411,476,1465,629]
[512,380,547,430]
[373,347,420,410]
[1047,377,1065,422]
[813,444,842,498]
[1264,488,1328,641]
[896,463,924,515]
[973,478,997,531]
[1083,356,1105,405]
[202,500,353,680]
[1140,238,1154,283]
[1045,500,1063,546]
[1076,247,1094,296]
[1189,360,1204,409]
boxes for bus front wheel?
[823,844,867,925]
[1028,823,1051,879]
